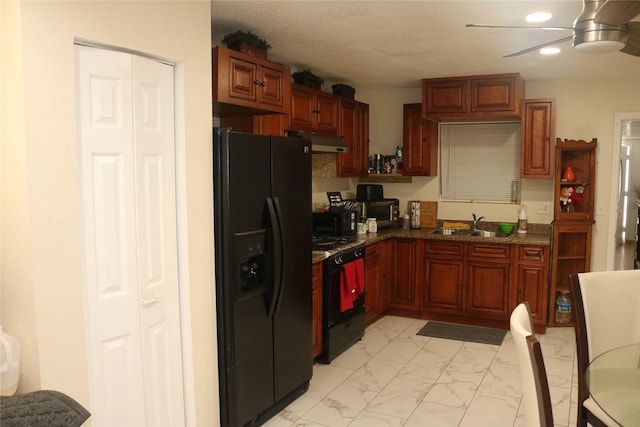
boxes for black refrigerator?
[213,128,313,427]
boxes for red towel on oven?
[340,259,365,312]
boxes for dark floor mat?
[417,321,507,345]
[0,390,91,427]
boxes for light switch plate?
[537,202,551,215]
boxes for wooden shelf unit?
[549,138,596,327]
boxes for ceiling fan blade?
[627,21,640,35]
[621,25,640,55]
[503,35,574,57]
[594,0,640,26]
[466,24,574,31]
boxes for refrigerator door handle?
[272,197,287,314]
[266,197,284,317]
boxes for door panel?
[133,55,185,425]
[466,262,511,318]
[77,45,184,426]
[422,258,464,313]
[77,46,145,426]
[271,136,312,401]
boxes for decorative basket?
[226,41,268,60]
[292,70,324,90]
[332,84,355,99]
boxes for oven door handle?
[266,197,285,317]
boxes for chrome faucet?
[472,214,485,232]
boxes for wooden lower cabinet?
[364,240,391,326]
[466,260,511,319]
[388,238,422,317]
[422,241,512,323]
[365,243,381,325]
[515,245,549,329]
[419,239,549,331]
[311,261,323,359]
[422,241,465,314]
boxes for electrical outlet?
[596,204,605,216]
[537,202,551,215]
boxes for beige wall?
[1,1,217,425]
[358,77,640,271]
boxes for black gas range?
[312,234,366,363]
[312,235,361,253]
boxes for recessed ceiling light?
[540,47,561,55]
[526,12,552,23]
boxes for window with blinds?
[440,122,521,203]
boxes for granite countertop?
[312,221,551,263]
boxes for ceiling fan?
[467,0,640,57]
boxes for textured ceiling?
[211,1,640,89]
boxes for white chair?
[570,270,640,427]
[510,302,553,427]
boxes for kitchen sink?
[430,228,471,236]
[469,229,514,238]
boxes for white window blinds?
[440,122,521,202]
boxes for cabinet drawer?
[468,243,511,259]
[518,246,545,263]
[424,241,464,256]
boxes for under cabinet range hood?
[289,132,350,153]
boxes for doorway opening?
[607,113,640,271]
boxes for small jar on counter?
[357,219,367,235]
[402,214,410,229]
[367,218,377,233]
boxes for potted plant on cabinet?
[292,69,324,89]
[221,30,271,59]
[332,83,356,99]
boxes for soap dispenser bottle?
[517,205,528,234]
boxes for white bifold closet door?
[76,45,185,426]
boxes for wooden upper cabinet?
[423,79,467,114]
[422,73,524,120]
[470,75,521,113]
[402,103,437,176]
[337,99,369,177]
[289,84,315,131]
[521,99,556,178]
[289,84,338,135]
[317,92,340,133]
[212,46,290,116]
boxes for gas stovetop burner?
[312,235,358,251]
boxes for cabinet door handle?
[261,81,267,87]
[253,80,267,87]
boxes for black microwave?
[358,198,400,229]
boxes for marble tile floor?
[265,315,578,427]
